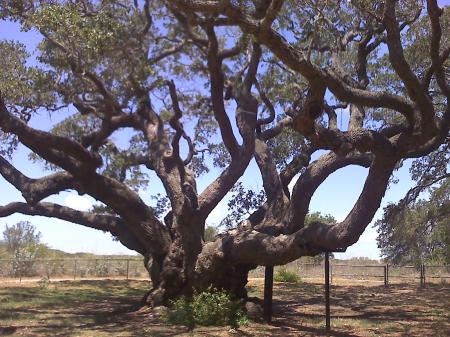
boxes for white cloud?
[64,194,92,211]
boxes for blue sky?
[0,10,431,259]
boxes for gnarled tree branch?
[0,201,146,254]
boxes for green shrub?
[274,268,300,283]
[38,276,50,290]
[167,286,248,328]
[93,260,109,277]
[167,296,195,328]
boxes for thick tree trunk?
[143,233,255,306]
[144,258,253,307]
[143,214,237,306]
[143,156,397,306]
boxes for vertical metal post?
[420,264,425,287]
[325,252,330,332]
[330,264,333,285]
[126,259,130,280]
[384,265,387,287]
[263,266,274,323]
[386,264,389,285]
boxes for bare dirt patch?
[0,279,448,336]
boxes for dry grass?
[0,278,448,336]
[247,278,449,336]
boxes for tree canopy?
[1,221,46,276]
[377,178,450,265]
[0,0,448,305]
[2,221,42,254]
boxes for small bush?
[38,276,50,290]
[167,296,195,328]
[94,261,109,277]
[274,268,301,283]
[167,286,248,328]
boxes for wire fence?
[0,257,148,282]
[250,262,450,285]
[1,257,449,285]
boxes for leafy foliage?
[0,40,54,158]
[220,182,266,229]
[2,221,46,277]
[167,286,248,328]
[204,225,218,242]
[376,179,450,265]
[151,193,171,220]
[409,144,449,186]
[304,212,337,227]
[273,268,301,283]
[267,125,306,170]
[0,0,448,303]
[3,221,41,253]
[0,40,55,113]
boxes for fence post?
[384,265,387,287]
[263,266,274,323]
[386,264,389,285]
[420,264,425,287]
[325,252,331,332]
[330,264,333,285]
[74,260,77,280]
[126,259,130,280]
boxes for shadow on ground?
[0,279,448,336]
[265,281,450,337]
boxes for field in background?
[0,278,448,337]
[0,258,148,283]
[1,257,449,286]
[250,261,450,285]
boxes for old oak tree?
[0,0,449,306]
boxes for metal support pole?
[384,265,387,287]
[386,264,389,285]
[330,264,333,285]
[263,266,274,323]
[420,264,425,287]
[325,252,330,332]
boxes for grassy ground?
[0,278,448,336]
